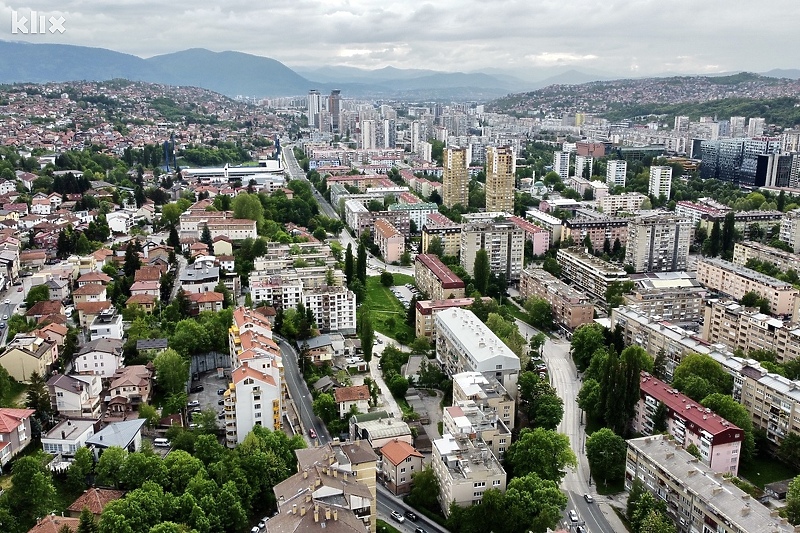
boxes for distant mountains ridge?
[0,40,797,100]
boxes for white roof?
[436,308,520,373]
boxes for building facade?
[485,146,515,213]
[414,254,466,301]
[519,267,594,331]
[460,220,524,280]
[443,147,469,208]
[374,218,404,264]
[624,214,692,273]
[606,159,627,187]
[556,248,629,300]
[648,166,673,199]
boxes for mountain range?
[0,40,798,101]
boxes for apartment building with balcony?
[452,371,515,431]
[414,254,465,301]
[702,299,800,364]
[223,359,282,448]
[598,192,647,215]
[696,258,798,317]
[415,297,488,340]
[626,435,794,533]
[302,285,357,335]
[519,267,594,331]
[556,248,629,301]
[562,216,629,252]
[525,208,563,245]
[733,241,800,273]
[738,363,800,445]
[432,431,507,517]
[421,213,462,257]
[435,308,520,398]
[444,400,512,461]
[634,372,743,475]
[625,214,692,273]
[623,273,707,323]
[374,218,404,264]
[780,208,800,252]
[460,219,525,280]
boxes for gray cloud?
[0,0,797,76]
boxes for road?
[514,319,615,533]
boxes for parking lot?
[187,371,230,427]
[390,283,421,310]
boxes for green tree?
[25,283,51,308]
[67,447,95,493]
[706,220,721,257]
[388,374,409,398]
[778,432,800,470]
[473,249,490,295]
[524,297,553,331]
[701,393,755,460]
[542,257,561,278]
[586,428,627,487]
[77,506,101,533]
[426,236,444,257]
[96,446,128,488]
[529,332,546,359]
[407,465,440,511]
[570,323,606,371]
[26,370,52,420]
[138,403,161,429]
[232,193,265,231]
[518,373,563,430]
[359,308,374,362]
[344,243,354,285]
[356,242,367,283]
[577,378,602,419]
[123,241,142,278]
[200,223,213,253]
[640,509,676,533]
[6,455,57,528]
[786,474,800,525]
[380,271,394,287]
[505,427,576,483]
[605,280,633,312]
[672,353,733,400]
[312,393,338,424]
[503,473,568,533]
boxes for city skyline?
[0,0,797,78]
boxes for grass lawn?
[377,519,402,533]
[739,454,798,489]
[7,379,26,407]
[365,275,415,343]
[502,301,529,323]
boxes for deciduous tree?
[570,323,606,371]
[586,428,627,487]
[505,427,576,482]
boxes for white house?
[41,419,96,457]
[85,419,146,457]
[106,211,134,234]
[225,360,282,448]
[74,338,124,378]
[334,385,371,419]
[47,373,103,419]
[89,309,124,341]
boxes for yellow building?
[484,146,515,213]
[442,147,468,208]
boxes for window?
[473,492,483,497]
[499,438,506,444]
[401,468,406,473]
[254,404,261,410]
[492,480,501,486]
[406,457,412,462]
[56,392,63,397]
[473,481,485,488]
[400,477,406,483]
[255,412,261,418]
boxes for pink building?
[509,216,550,256]
[374,218,404,264]
[634,372,743,475]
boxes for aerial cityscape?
[0,2,799,533]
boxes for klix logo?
[11,10,66,34]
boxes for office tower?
[443,147,469,208]
[700,137,781,186]
[625,214,692,273]
[553,151,570,181]
[328,90,341,133]
[360,120,376,150]
[307,90,321,129]
[730,116,746,137]
[648,166,673,199]
[606,160,627,187]
[485,146,515,213]
[747,117,766,137]
[575,155,593,179]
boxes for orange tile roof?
[67,488,125,516]
[333,385,370,404]
[73,283,106,296]
[126,294,156,305]
[0,408,35,433]
[232,364,277,387]
[78,272,112,284]
[380,439,423,466]
[75,301,112,314]
[27,515,81,533]
[188,291,224,304]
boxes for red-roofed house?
[77,272,112,287]
[125,294,157,314]
[67,487,126,518]
[0,408,36,466]
[333,385,371,418]
[129,280,160,299]
[226,360,281,448]
[72,283,107,304]
[380,439,424,495]
[634,372,743,475]
[188,291,224,314]
[27,515,81,533]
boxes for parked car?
[218,399,225,405]
[569,510,579,522]
[576,526,586,533]
[404,511,418,521]
[390,511,405,523]
[217,388,226,395]
[190,385,204,393]
[414,529,426,533]
[187,400,200,408]
[3,299,8,304]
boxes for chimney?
[314,504,319,523]
[292,504,297,515]
[303,469,308,479]
[325,508,331,521]
[315,477,321,487]
[333,509,338,521]
[300,506,306,517]
[333,469,337,478]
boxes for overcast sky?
[1,0,798,77]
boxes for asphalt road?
[514,319,614,533]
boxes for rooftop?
[699,257,797,290]
[44,418,96,441]
[415,254,465,289]
[433,432,506,479]
[436,308,520,371]
[85,418,146,449]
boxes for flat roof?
[436,308,520,371]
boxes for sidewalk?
[368,332,404,419]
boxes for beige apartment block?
[374,218,404,264]
[460,220,524,280]
[696,258,798,316]
[414,254,465,301]
[556,248,629,300]
[623,273,707,323]
[452,371,515,431]
[624,214,692,273]
[443,147,469,208]
[733,241,800,273]
[414,298,488,340]
[484,146,515,213]
[519,267,594,331]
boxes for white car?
[390,511,405,523]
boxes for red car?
[308,428,317,439]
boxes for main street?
[515,319,620,533]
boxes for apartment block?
[443,147,469,208]
[414,254,466,300]
[733,241,800,273]
[422,213,462,257]
[562,216,629,252]
[460,220,524,280]
[444,401,511,462]
[634,372,743,475]
[508,216,551,256]
[387,202,438,230]
[702,299,800,365]
[556,248,629,301]
[625,214,692,273]
[553,151,570,181]
[780,208,800,253]
[739,363,800,445]
[435,308,520,398]
[525,208,563,245]
[599,192,647,215]
[519,267,594,331]
[485,146,515,213]
[452,372,515,431]
[648,166,673,199]
[606,159,627,187]
[374,218,404,264]
[224,359,282,448]
[415,297,489,340]
[626,435,794,533]
[674,200,728,227]
[432,432,507,517]
[697,210,783,239]
[623,273,707,323]
[302,285,357,335]
[696,258,798,316]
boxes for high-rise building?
[673,115,690,133]
[460,220,524,280]
[606,159,627,187]
[360,120,376,150]
[747,117,766,137]
[307,90,321,129]
[328,90,341,133]
[553,151,570,181]
[382,119,396,148]
[485,146,515,213]
[648,165,673,199]
[700,137,781,187]
[624,213,692,273]
[730,116,746,137]
[442,146,469,208]
[575,155,593,179]
[410,121,420,153]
